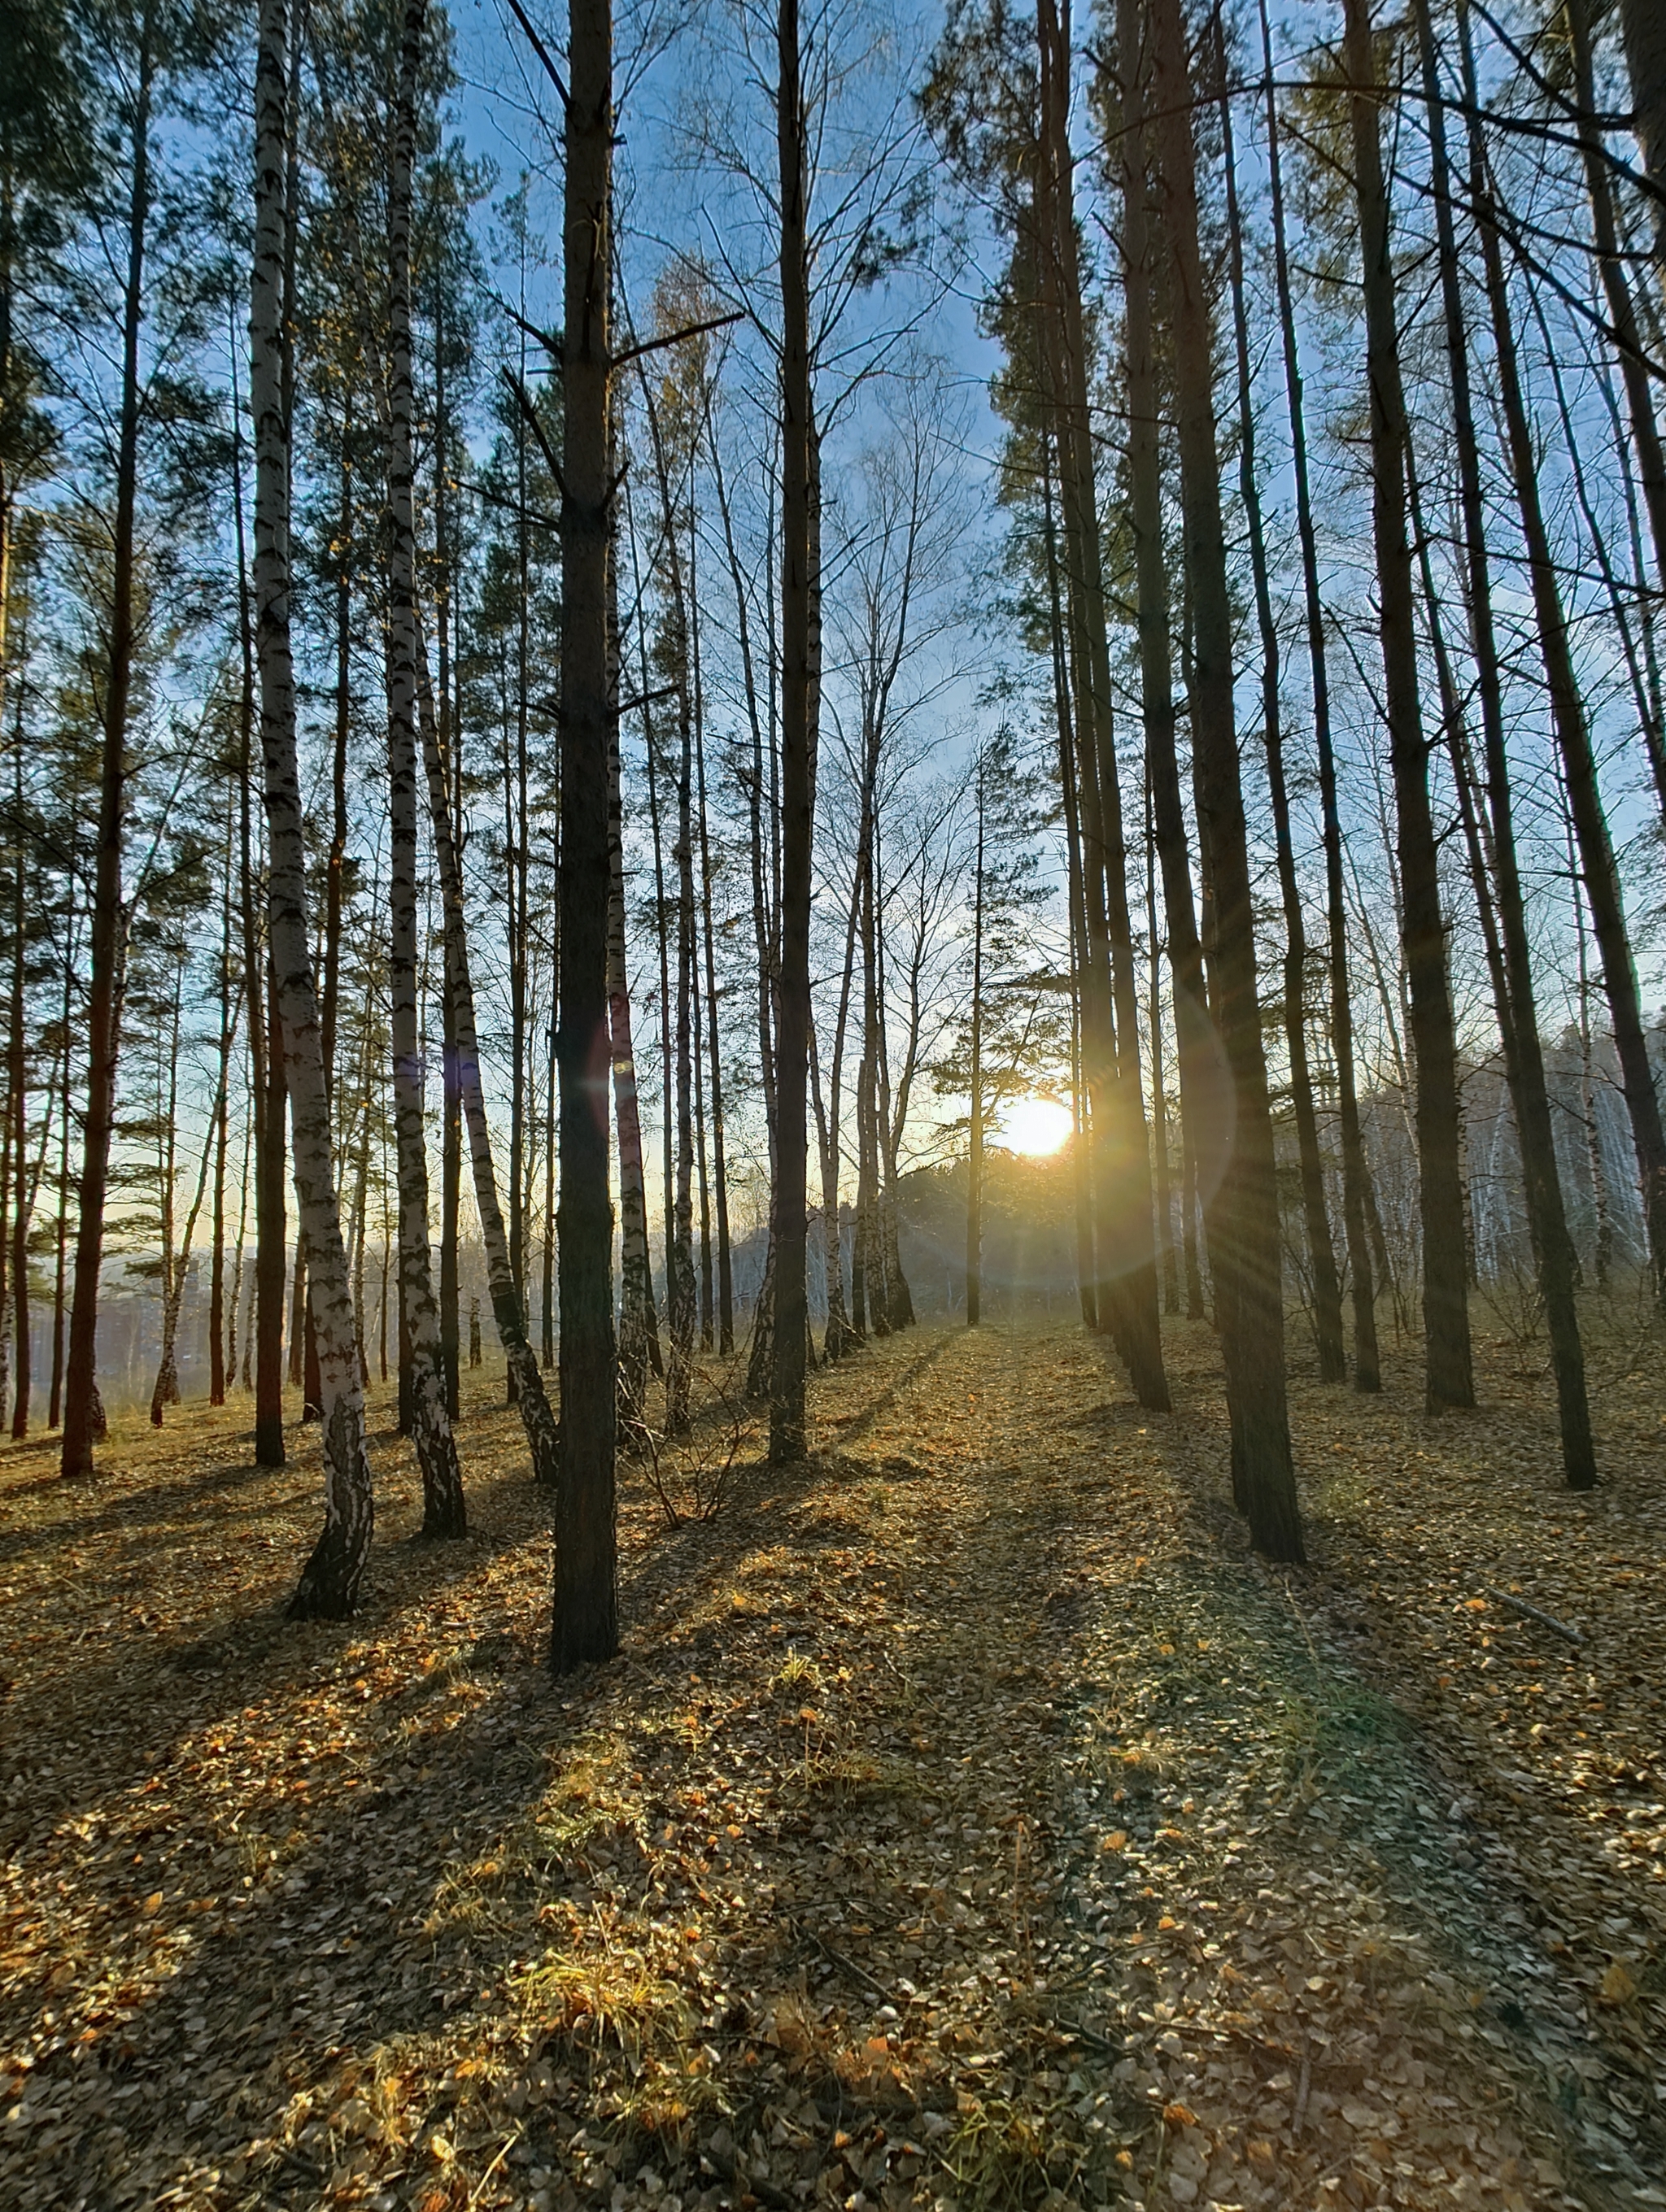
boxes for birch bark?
[251,0,376,1615]
[383,0,465,1539]
[416,652,560,1485]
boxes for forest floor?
[2,1304,1664,2212]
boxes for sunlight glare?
[998,1094,1073,1156]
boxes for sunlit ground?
[997,1092,1073,1155]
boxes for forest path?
[1,1313,1662,2212]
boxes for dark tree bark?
[1150,0,1302,1558]
[1143,782,1177,1317]
[553,0,620,1666]
[966,775,985,1328]
[1415,0,1594,1487]
[430,335,462,1422]
[1041,455,1096,1332]
[770,0,815,1463]
[62,11,152,1479]
[7,803,29,1441]
[1256,0,1377,1390]
[1566,0,1666,598]
[1616,0,1666,279]
[49,941,71,1429]
[1461,7,1666,1312]
[226,321,285,1455]
[1037,0,1168,1410]
[1113,0,1225,1360]
[638,368,700,1427]
[1217,54,1345,1385]
[1343,0,1473,1413]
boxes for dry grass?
[0,1306,1662,2212]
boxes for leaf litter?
[0,1308,1662,2212]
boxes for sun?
[997,1094,1074,1156]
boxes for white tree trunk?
[608,712,657,1429]
[415,651,560,1487]
[384,0,464,1536]
[253,0,374,1617]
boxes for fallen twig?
[1485,1587,1585,1646]
[801,1924,894,2001]
[1047,2010,1117,2053]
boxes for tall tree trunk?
[818,780,866,1361]
[252,0,376,1614]
[848,1021,868,1337]
[639,647,678,1393]
[256,965,288,1450]
[12,1037,59,1443]
[1114,0,1223,1352]
[287,1234,307,1388]
[859,846,888,1335]
[228,1104,248,1395]
[432,333,463,1419]
[543,945,557,1369]
[1344,0,1473,1413]
[438,871,462,1414]
[508,473,531,1384]
[1217,54,1345,1383]
[770,0,815,1462]
[693,972,712,1351]
[1566,0,1666,594]
[49,943,71,1427]
[1038,0,1168,1410]
[61,11,152,1478]
[150,1105,216,1426]
[1258,0,1378,1391]
[383,0,464,1538]
[1144,782,1177,1317]
[709,403,779,1396]
[1616,0,1666,280]
[554,0,620,1666]
[227,317,286,1458]
[609,709,660,1426]
[693,564,734,1354]
[1151,0,1302,1557]
[966,779,984,1329]
[416,651,561,1485]
[704,398,776,1151]
[8,778,29,1439]
[641,374,700,1429]
[872,830,913,1334]
[814,1003,854,1359]
[208,830,233,1409]
[1463,10,1666,1309]
[1572,821,1614,1288]
[1416,0,1594,1487]
[321,425,351,1084]
[1535,294,1666,828]
[1044,459,1097,1330]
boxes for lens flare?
[997,1095,1073,1156]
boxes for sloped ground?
[0,1306,1661,2212]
